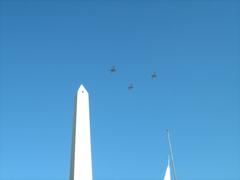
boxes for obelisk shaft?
[70,85,93,180]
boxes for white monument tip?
[71,83,92,180]
[78,84,88,94]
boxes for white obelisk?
[70,85,93,180]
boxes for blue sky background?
[0,0,240,179]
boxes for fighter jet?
[128,83,134,90]
[110,66,117,73]
[151,72,157,79]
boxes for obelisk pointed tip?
[78,84,88,94]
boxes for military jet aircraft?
[110,66,116,73]
[128,83,134,90]
[151,72,157,79]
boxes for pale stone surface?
[70,85,92,180]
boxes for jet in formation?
[109,65,156,90]
[151,72,157,79]
[128,83,134,90]
[110,66,117,73]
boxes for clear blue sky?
[0,0,239,179]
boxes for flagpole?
[166,129,177,180]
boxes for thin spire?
[168,155,170,166]
[163,156,171,180]
[166,129,177,180]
